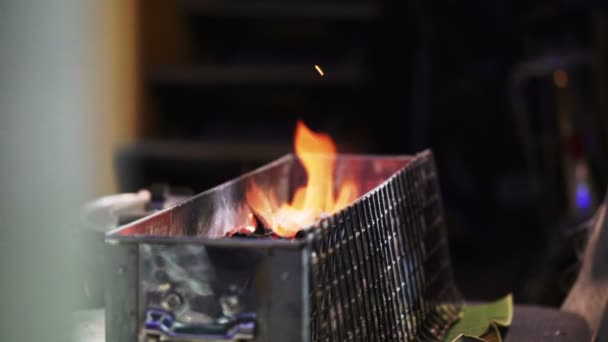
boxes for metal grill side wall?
[308,151,462,341]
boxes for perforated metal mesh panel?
[308,151,462,341]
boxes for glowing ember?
[246,121,359,238]
[226,212,258,237]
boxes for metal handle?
[145,309,256,341]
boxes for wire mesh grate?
[308,151,462,341]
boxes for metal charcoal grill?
[105,150,462,342]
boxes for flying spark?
[314,65,324,76]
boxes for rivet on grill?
[163,292,183,310]
[226,296,238,307]
[220,295,241,317]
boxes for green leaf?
[452,323,502,342]
[443,294,513,342]
[451,335,487,341]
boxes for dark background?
[117,0,608,306]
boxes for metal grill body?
[106,150,462,342]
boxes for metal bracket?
[145,309,256,341]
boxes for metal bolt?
[226,295,239,308]
[281,272,290,281]
[117,266,125,275]
[164,292,183,309]
[220,295,240,316]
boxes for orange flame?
[246,121,359,238]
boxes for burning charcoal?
[225,225,255,237]
[294,229,309,239]
[225,212,281,239]
[230,232,258,239]
[251,215,268,234]
[230,227,276,239]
